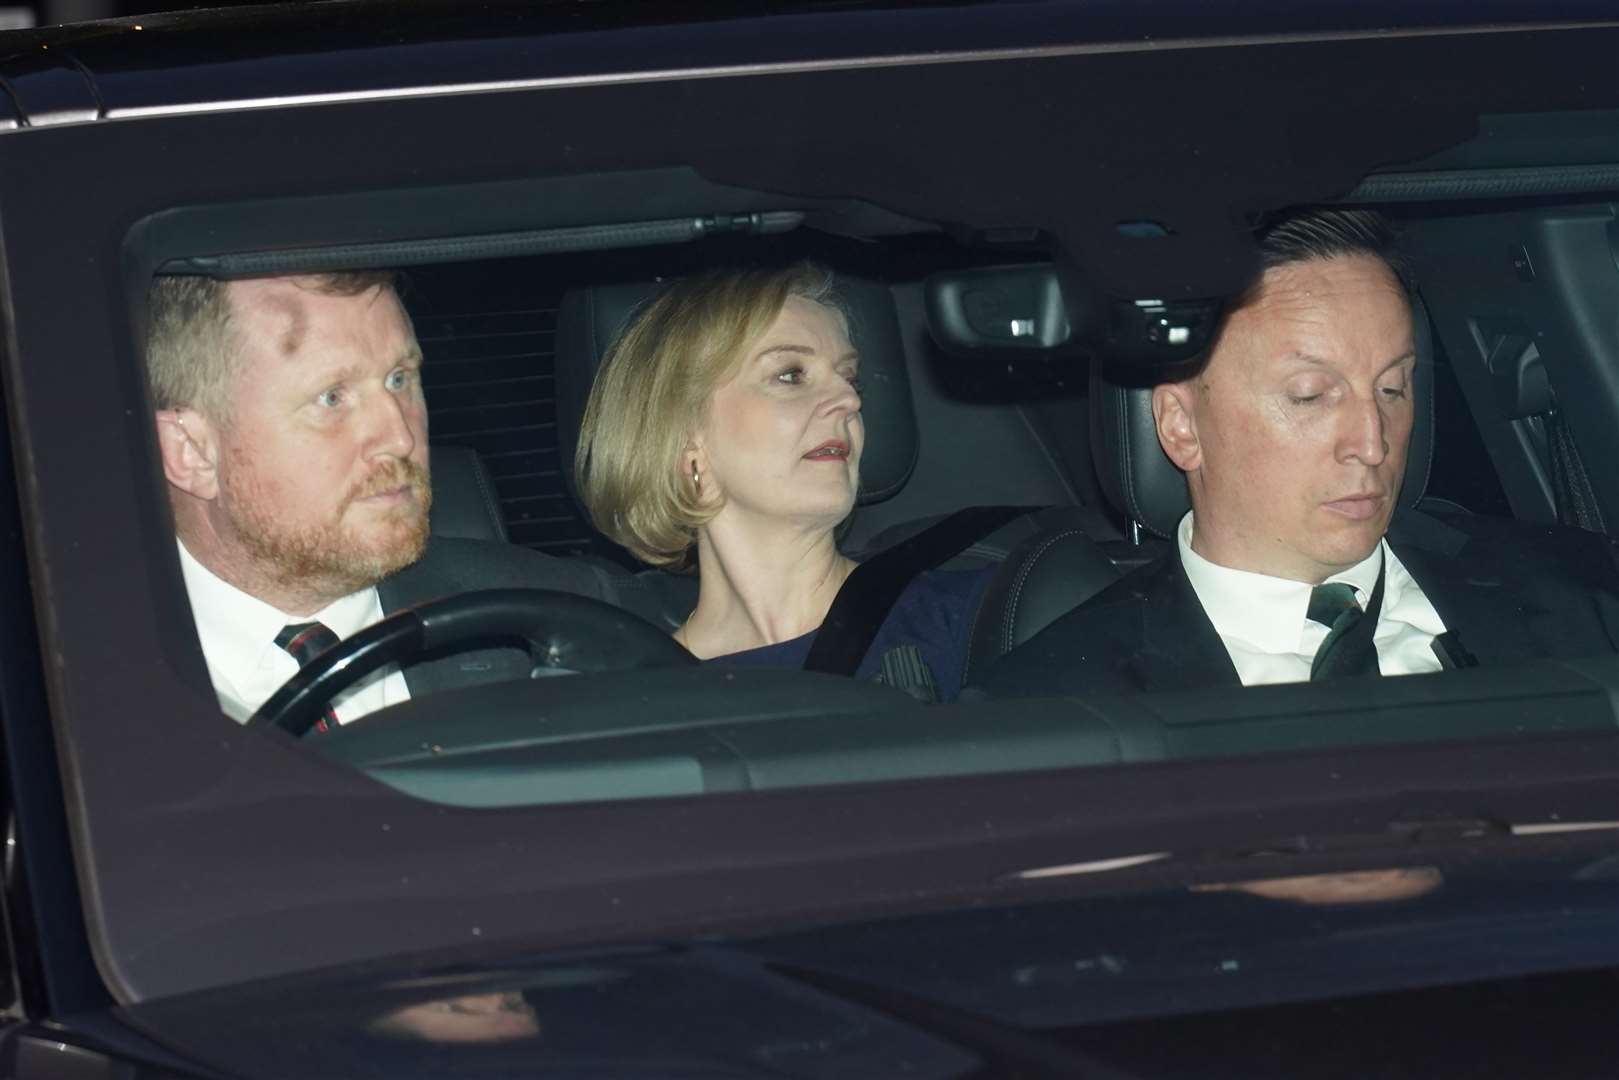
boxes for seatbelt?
[1546,407,1607,534]
[803,505,1030,677]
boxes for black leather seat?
[1090,296,1441,542]
[428,444,508,542]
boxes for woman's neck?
[677,511,856,659]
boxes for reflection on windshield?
[371,991,541,1044]
[1193,867,1445,905]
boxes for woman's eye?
[775,367,805,385]
[1380,382,1409,400]
[316,387,345,408]
[1287,392,1322,405]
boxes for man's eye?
[385,368,413,392]
[1287,393,1323,405]
[1380,383,1409,400]
[316,387,345,408]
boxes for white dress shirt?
[177,540,410,723]
[1177,512,1449,686]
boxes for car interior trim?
[89,21,1614,127]
[1349,164,1619,202]
[158,212,808,277]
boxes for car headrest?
[553,274,918,508]
[1091,294,1437,539]
[428,444,508,542]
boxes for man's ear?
[1152,381,1202,473]
[154,408,221,500]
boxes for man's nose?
[366,389,420,459]
[1337,394,1388,466]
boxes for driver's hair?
[575,263,843,569]
[145,270,400,422]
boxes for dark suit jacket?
[979,509,1619,698]
[376,536,620,698]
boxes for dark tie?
[1306,583,1379,681]
[274,621,342,733]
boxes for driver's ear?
[1153,381,1202,473]
[155,407,221,500]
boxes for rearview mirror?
[923,265,1072,351]
[924,264,1224,369]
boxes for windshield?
[3,2,1618,1021]
[140,185,1619,810]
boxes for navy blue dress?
[701,566,995,702]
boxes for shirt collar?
[176,539,382,673]
[1177,511,1386,653]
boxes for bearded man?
[149,272,614,724]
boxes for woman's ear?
[1152,381,1203,473]
[680,434,707,498]
[154,408,221,500]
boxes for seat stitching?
[473,463,505,540]
[1001,528,1085,654]
[1116,391,1146,527]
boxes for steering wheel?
[244,589,696,737]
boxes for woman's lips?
[803,440,850,461]
[1323,494,1384,521]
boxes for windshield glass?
[141,192,1619,810]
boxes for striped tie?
[274,621,342,733]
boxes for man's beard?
[225,458,433,603]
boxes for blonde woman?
[575,264,989,701]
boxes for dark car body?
[0,1,1616,1075]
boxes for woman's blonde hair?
[575,263,841,568]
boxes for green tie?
[1306,583,1376,681]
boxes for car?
[0,1,1616,1076]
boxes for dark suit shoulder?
[1396,508,1619,592]
[1392,508,1619,658]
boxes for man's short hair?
[145,270,399,420]
[1249,207,1411,297]
[574,262,843,569]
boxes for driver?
[147,271,618,726]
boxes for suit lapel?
[1387,509,1536,667]
[1127,554,1242,691]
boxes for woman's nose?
[821,374,862,416]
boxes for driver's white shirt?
[177,540,410,724]
[1177,512,1448,686]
